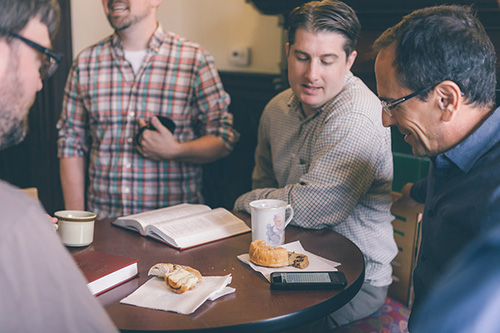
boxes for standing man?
[0,0,116,331]
[235,0,397,328]
[373,5,500,329]
[58,0,239,218]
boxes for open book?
[112,204,250,249]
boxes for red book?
[73,250,139,296]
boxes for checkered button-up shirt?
[235,72,397,287]
[58,26,239,218]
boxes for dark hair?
[0,0,60,39]
[287,0,361,57]
[373,5,496,108]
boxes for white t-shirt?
[124,49,147,75]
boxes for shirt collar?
[111,24,164,56]
[438,107,500,172]
[287,71,354,120]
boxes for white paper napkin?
[120,274,233,315]
[237,240,340,281]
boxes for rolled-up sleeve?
[193,51,239,151]
[57,63,90,158]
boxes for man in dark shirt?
[412,223,500,332]
[372,5,500,330]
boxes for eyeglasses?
[7,31,62,79]
[380,83,438,117]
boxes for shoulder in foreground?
[0,181,39,212]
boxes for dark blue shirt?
[409,107,500,327]
[412,223,500,332]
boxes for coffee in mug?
[249,199,294,246]
[54,210,96,247]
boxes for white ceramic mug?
[249,199,294,246]
[54,210,96,247]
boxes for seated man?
[0,0,116,331]
[373,4,500,329]
[234,0,397,328]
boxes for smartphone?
[136,115,176,144]
[270,271,347,290]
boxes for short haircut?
[0,0,60,39]
[373,5,496,108]
[287,0,361,58]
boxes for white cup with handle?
[249,199,294,246]
[54,210,96,247]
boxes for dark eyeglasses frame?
[380,83,438,117]
[7,31,62,79]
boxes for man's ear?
[346,50,357,70]
[434,80,461,122]
[285,42,290,56]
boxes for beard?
[106,1,150,31]
[0,46,31,150]
[0,116,26,150]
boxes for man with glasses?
[0,0,116,331]
[373,5,500,330]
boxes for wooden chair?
[388,192,424,308]
[20,187,39,200]
[332,192,424,332]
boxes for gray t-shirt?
[0,180,117,332]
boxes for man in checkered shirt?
[234,1,397,329]
[57,0,239,218]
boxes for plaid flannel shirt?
[57,26,239,218]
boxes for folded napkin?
[120,274,233,315]
[238,240,340,281]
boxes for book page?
[114,204,211,235]
[151,208,250,248]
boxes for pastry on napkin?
[120,275,233,315]
[238,240,340,281]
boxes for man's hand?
[397,183,418,207]
[136,117,182,160]
[48,215,58,224]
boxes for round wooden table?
[74,213,365,332]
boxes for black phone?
[270,271,347,290]
[136,115,176,144]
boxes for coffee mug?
[54,210,96,247]
[249,199,294,246]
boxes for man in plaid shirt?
[57,0,239,218]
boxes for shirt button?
[123,187,130,194]
[128,111,135,118]
[127,137,133,143]
[421,253,428,261]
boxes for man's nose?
[305,61,319,82]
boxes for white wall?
[70,0,282,74]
